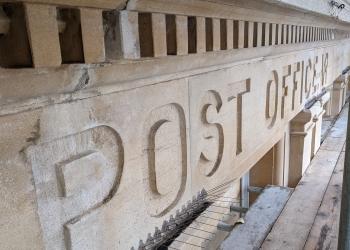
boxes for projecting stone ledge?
[220,185,293,250]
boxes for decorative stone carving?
[25,125,124,250]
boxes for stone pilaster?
[310,101,325,158]
[330,76,347,117]
[289,109,314,187]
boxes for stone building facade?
[0,0,350,249]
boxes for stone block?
[289,103,323,187]
[330,76,347,116]
[212,18,220,51]
[176,15,188,55]
[226,19,233,49]
[0,110,44,250]
[196,16,206,53]
[238,20,245,49]
[22,78,191,249]
[248,21,254,48]
[309,101,325,158]
[188,68,251,191]
[80,8,105,63]
[24,3,61,67]
[152,13,167,57]
[119,11,140,59]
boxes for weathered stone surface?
[80,8,105,63]
[24,3,61,67]
[0,0,350,249]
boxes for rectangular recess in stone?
[0,3,32,67]
[253,22,257,47]
[205,17,213,51]
[243,21,249,48]
[187,16,196,53]
[220,19,227,50]
[261,23,266,46]
[103,10,119,59]
[166,14,176,55]
[264,22,270,46]
[138,12,153,57]
[233,20,239,49]
[58,8,84,63]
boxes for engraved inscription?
[265,53,328,128]
[227,79,251,155]
[322,53,329,86]
[198,90,224,177]
[313,56,322,92]
[292,61,302,110]
[26,126,124,250]
[281,65,292,118]
[266,70,279,128]
[143,103,187,217]
[304,58,314,99]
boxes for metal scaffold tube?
[338,105,350,250]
